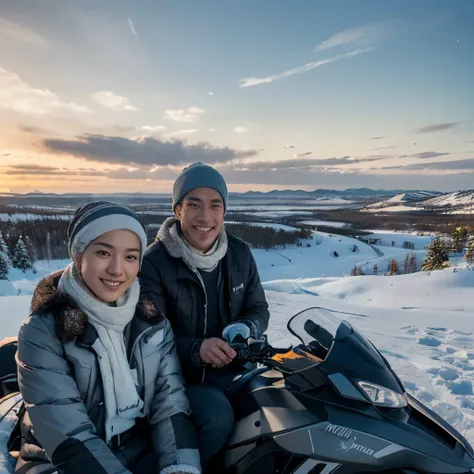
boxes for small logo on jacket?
[232,283,244,294]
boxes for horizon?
[0,186,452,198]
[1,0,473,194]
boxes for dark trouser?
[186,384,235,470]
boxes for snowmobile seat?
[0,337,19,398]
[247,369,284,392]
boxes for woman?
[15,201,201,474]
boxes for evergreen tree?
[0,232,10,279]
[465,235,474,265]
[373,263,378,275]
[24,235,37,263]
[12,238,34,271]
[408,254,418,273]
[46,231,52,261]
[403,254,410,274]
[451,226,468,253]
[389,259,399,275]
[422,237,450,271]
[0,252,8,279]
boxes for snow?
[4,259,70,296]
[1,228,473,466]
[261,272,474,445]
[363,231,433,250]
[299,220,350,228]
[225,221,298,231]
[363,205,422,213]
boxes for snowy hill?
[421,190,474,214]
[363,191,442,212]
[363,190,474,214]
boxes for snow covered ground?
[1,228,473,468]
[298,220,350,228]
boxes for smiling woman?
[10,201,201,474]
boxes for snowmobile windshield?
[287,307,403,392]
[287,307,340,349]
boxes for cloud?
[18,125,45,134]
[283,145,295,149]
[165,129,198,138]
[41,133,259,167]
[414,122,459,134]
[239,48,374,88]
[234,126,248,133]
[209,128,216,132]
[164,107,206,123]
[239,20,394,88]
[368,136,386,140]
[314,23,387,53]
[231,155,385,172]
[372,145,398,151]
[91,91,139,111]
[3,164,107,176]
[127,18,138,36]
[295,151,312,158]
[385,158,474,171]
[0,67,94,116]
[141,125,165,132]
[406,151,450,159]
[0,18,49,49]
[208,92,214,96]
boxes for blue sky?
[0,0,473,193]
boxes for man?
[139,162,269,468]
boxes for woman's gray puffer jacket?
[15,270,201,474]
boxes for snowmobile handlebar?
[229,335,291,363]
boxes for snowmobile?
[1,308,474,474]
[215,307,474,473]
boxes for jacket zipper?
[128,327,155,366]
[191,266,208,383]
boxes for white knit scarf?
[58,263,144,442]
[158,217,227,272]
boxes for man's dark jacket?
[139,231,270,383]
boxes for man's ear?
[174,204,182,220]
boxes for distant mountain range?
[1,188,441,200]
[363,190,474,215]
[235,188,439,199]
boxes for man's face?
[174,187,225,252]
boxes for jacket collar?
[30,270,162,341]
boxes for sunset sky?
[1,0,473,194]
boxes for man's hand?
[200,338,237,368]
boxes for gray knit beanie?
[172,162,228,212]
[67,201,148,264]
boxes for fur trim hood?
[30,270,162,341]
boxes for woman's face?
[78,229,141,302]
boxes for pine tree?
[451,226,468,253]
[46,231,52,261]
[408,254,418,273]
[12,238,34,271]
[403,254,410,274]
[422,237,450,271]
[0,232,10,279]
[373,263,378,275]
[24,235,37,263]
[465,235,474,265]
[0,252,8,279]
